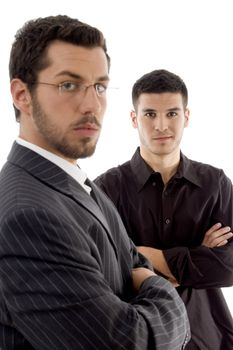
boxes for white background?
[0,0,232,314]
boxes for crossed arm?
[0,206,190,350]
[137,223,233,286]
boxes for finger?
[207,227,231,241]
[212,232,233,247]
[217,240,228,247]
[216,226,231,235]
[205,223,222,236]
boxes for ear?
[184,108,190,128]
[130,110,138,129]
[10,79,32,116]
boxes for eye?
[95,83,107,95]
[167,111,177,118]
[145,112,156,119]
[59,81,80,92]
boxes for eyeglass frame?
[29,80,111,98]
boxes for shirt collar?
[16,137,91,194]
[177,153,202,187]
[130,147,202,190]
[130,147,155,191]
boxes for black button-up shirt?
[95,147,233,349]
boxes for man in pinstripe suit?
[0,15,190,349]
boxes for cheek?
[38,92,60,111]
[174,123,185,137]
[140,119,153,130]
[138,122,151,137]
[101,99,107,113]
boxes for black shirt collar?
[130,147,202,191]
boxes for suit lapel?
[67,176,117,246]
[7,142,116,249]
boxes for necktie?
[85,178,98,203]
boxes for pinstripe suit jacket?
[0,142,190,350]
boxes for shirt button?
[165,218,170,225]
[152,182,156,186]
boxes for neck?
[140,148,181,185]
[19,131,77,165]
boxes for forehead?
[40,40,109,80]
[137,92,184,110]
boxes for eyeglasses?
[32,81,109,98]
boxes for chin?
[77,143,97,159]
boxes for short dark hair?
[9,15,110,120]
[132,69,188,110]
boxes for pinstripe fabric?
[0,142,190,349]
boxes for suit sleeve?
[0,207,190,350]
[163,171,233,288]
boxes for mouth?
[73,123,100,137]
[153,136,173,141]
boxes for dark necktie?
[85,178,98,203]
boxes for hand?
[202,223,233,248]
[131,267,156,291]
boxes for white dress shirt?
[16,137,91,194]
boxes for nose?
[78,85,103,115]
[154,115,168,132]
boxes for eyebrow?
[142,107,182,113]
[55,70,110,82]
[142,108,156,113]
[166,107,182,112]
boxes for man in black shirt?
[95,69,233,349]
